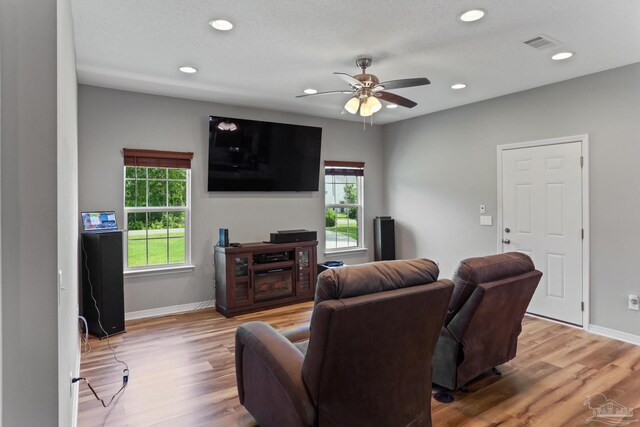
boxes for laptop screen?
[81,211,118,232]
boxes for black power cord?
[72,369,129,408]
[78,236,130,407]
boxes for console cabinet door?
[295,246,316,296]
[231,254,252,307]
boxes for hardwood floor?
[78,303,640,426]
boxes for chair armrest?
[235,321,315,426]
[281,323,311,343]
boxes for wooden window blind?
[123,148,194,169]
[324,160,365,176]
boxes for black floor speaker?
[81,231,125,338]
[374,216,395,261]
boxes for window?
[123,149,193,270]
[324,161,364,252]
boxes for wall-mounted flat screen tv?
[208,116,322,191]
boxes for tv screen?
[208,116,322,191]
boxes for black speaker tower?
[81,231,125,338]
[374,216,395,261]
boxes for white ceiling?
[71,0,640,125]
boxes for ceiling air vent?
[523,34,560,49]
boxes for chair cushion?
[315,258,439,305]
[445,252,535,323]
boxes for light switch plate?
[480,215,493,226]
[629,295,639,311]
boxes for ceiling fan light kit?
[344,96,361,114]
[298,57,430,122]
[359,99,374,117]
[359,96,382,117]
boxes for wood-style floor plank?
[78,304,640,426]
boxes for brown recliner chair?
[431,252,542,394]
[235,259,454,427]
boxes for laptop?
[81,211,119,233]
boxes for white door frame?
[0,38,4,425]
[497,134,590,330]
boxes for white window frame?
[123,166,193,276]
[324,169,365,255]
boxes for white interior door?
[500,141,583,325]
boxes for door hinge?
[581,229,584,239]
[581,301,585,311]
[580,156,584,168]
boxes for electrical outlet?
[629,295,639,311]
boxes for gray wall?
[383,62,640,336]
[78,85,384,313]
[57,0,80,425]
[1,0,60,425]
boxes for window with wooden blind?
[123,149,193,270]
[324,161,364,252]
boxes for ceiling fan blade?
[377,91,418,108]
[378,77,430,91]
[296,89,354,98]
[334,72,363,88]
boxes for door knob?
[502,239,511,244]
[504,227,511,233]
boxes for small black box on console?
[270,229,317,244]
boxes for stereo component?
[255,251,292,264]
[270,229,317,244]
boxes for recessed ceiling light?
[303,88,318,95]
[459,9,486,22]
[179,66,198,74]
[209,19,233,31]
[386,103,398,109]
[552,51,574,61]
[451,83,467,90]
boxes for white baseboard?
[72,344,80,427]
[587,324,640,346]
[125,300,215,321]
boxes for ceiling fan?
[296,57,430,117]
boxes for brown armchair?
[235,259,454,427]
[432,252,542,393]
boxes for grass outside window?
[127,229,186,267]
